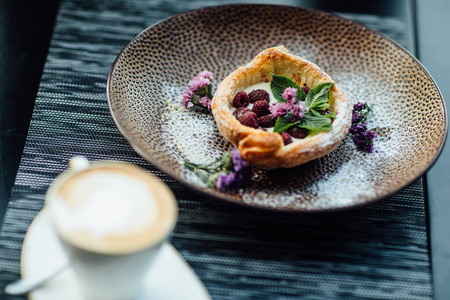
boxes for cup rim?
[45,159,178,255]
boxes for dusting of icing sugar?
[160,82,232,187]
[146,71,420,210]
[336,71,411,161]
[227,71,417,210]
[312,161,375,207]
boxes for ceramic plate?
[107,5,447,211]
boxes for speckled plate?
[107,4,447,212]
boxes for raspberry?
[251,100,270,117]
[238,111,258,128]
[233,107,250,119]
[301,84,310,95]
[248,89,270,103]
[258,114,277,128]
[233,91,250,108]
[287,126,308,139]
[281,132,292,145]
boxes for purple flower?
[216,149,252,191]
[182,70,215,112]
[352,132,375,153]
[199,96,212,110]
[189,76,211,92]
[352,135,367,148]
[269,102,291,117]
[352,111,363,124]
[290,102,306,122]
[350,102,376,153]
[231,148,250,172]
[197,70,214,80]
[349,123,367,135]
[364,144,374,153]
[282,87,297,105]
[185,148,252,192]
[215,172,236,192]
[182,89,194,109]
[364,130,377,140]
[353,102,366,111]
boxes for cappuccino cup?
[45,157,178,300]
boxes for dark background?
[1,0,449,298]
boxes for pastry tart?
[211,46,351,169]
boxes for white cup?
[45,157,178,300]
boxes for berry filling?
[258,114,277,128]
[238,111,259,129]
[232,81,331,143]
[248,89,270,103]
[251,100,270,117]
[233,107,251,119]
[233,91,250,108]
[281,132,292,145]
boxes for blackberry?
[233,91,250,108]
[248,89,270,103]
[251,100,270,117]
[238,111,258,129]
[258,114,277,128]
[287,126,308,139]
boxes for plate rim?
[106,3,448,212]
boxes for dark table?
[1,0,449,299]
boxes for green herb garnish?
[270,74,335,134]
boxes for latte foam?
[47,162,177,255]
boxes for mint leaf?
[309,102,330,111]
[297,114,332,131]
[270,74,306,103]
[305,82,334,110]
[273,116,298,133]
[271,77,336,135]
[274,114,332,133]
[310,109,336,119]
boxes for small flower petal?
[290,102,305,122]
[282,87,297,105]
[182,89,194,109]
[215,172,236,191]
[364,130,377,140]
[364,144,374,153]
[353,102,365,111]
[352,111,363,124]
[197,70,213,80]
[231,148,250,173]
[269,102,291,117]
[189,77,211,92]
[199,96,212,110]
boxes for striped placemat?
[0,1,432,299]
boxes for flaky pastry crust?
[211,46,351,169]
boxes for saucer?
[20,210,211,300]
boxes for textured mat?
[0,1,432,299]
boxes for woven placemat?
[0,1,432,299]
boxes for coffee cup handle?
[69,156,90,171]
